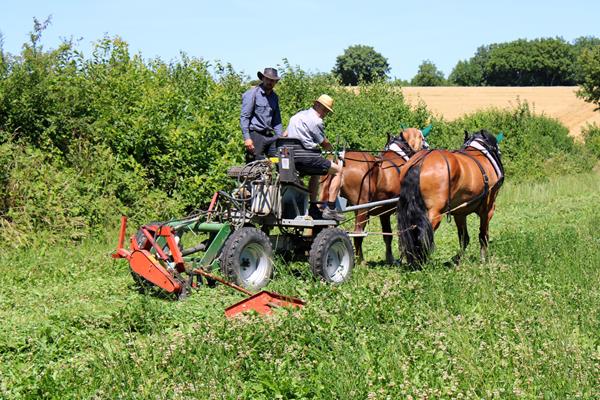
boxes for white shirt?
[286,108,325,150]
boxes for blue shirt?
[286,108,325,150]
[240,85,282,140]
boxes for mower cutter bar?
[113,215,305,316]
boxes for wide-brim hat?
[316,94,334,112]
[257,67,281,81]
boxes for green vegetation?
[448,37,600,87]
[577,44,600,110]
[410,60,446,87]
[1,21,599,399]
[1,27,596,245]
[332,45,390,85]
[1,173,599,399]
[582,124,600,158]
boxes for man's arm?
[272,98,283,137]
[240,89,254,140]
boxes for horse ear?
[421,124,432,137]
[496,132,505,143]
[387,132,392,143]
[464,130,469,142]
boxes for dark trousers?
[245,131,278,163]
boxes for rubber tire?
[309,228,354,284]
[220,227,274,291]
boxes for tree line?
[332,38,600,110]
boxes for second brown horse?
[396,129,504,266]
[320,127,428,264]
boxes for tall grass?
[1,172,598,399]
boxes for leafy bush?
[582,124,600,159]
[0,140,181,246]
[447,101,596,180]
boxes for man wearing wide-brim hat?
[240,67,283,162]
[283,94,344,221]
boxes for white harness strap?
[420,131,430,150]
[389,142,410,161]
[469,140,503,179]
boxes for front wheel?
[220,227,273,290]
[309,228,354,283]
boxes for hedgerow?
[0,26,596,244]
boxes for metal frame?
[113,142,399,314]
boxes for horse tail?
[397,163,434,266]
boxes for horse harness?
[339,136,415,203]
[408,137,504,218]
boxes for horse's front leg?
[479,205,495,262]
[453,214,469,265]
[380,213,395,265]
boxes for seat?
[275,138,321,159]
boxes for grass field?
[1,173,599,399]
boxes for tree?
[484,38,576,86]
[572,36,600,83]
[448,45,492,86]
[448,60,483,86]
[411,60,445,86]
[332,45,390,85]
[577,45,600,110]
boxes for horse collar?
[466,139,504,180]
[387,142,411,161]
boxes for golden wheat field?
[401,86,600,139]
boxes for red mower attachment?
[113,215,305,317]
[225,291,305,318]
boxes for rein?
[455,148,490,210]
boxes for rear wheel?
[309,228,354,283]
[220,227,274,290]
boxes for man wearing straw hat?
[240,67,283,162]
[285,94,344,222]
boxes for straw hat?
[315,94,334,112]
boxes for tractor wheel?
[220,227,273,290]
[309,228,354,283]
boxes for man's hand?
[244,138,254,152]
[321,139,334,152]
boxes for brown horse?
[320,127,429,264]
[396,130,504,266]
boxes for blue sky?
[1,0,599,80]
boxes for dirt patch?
[401,86,600,140]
